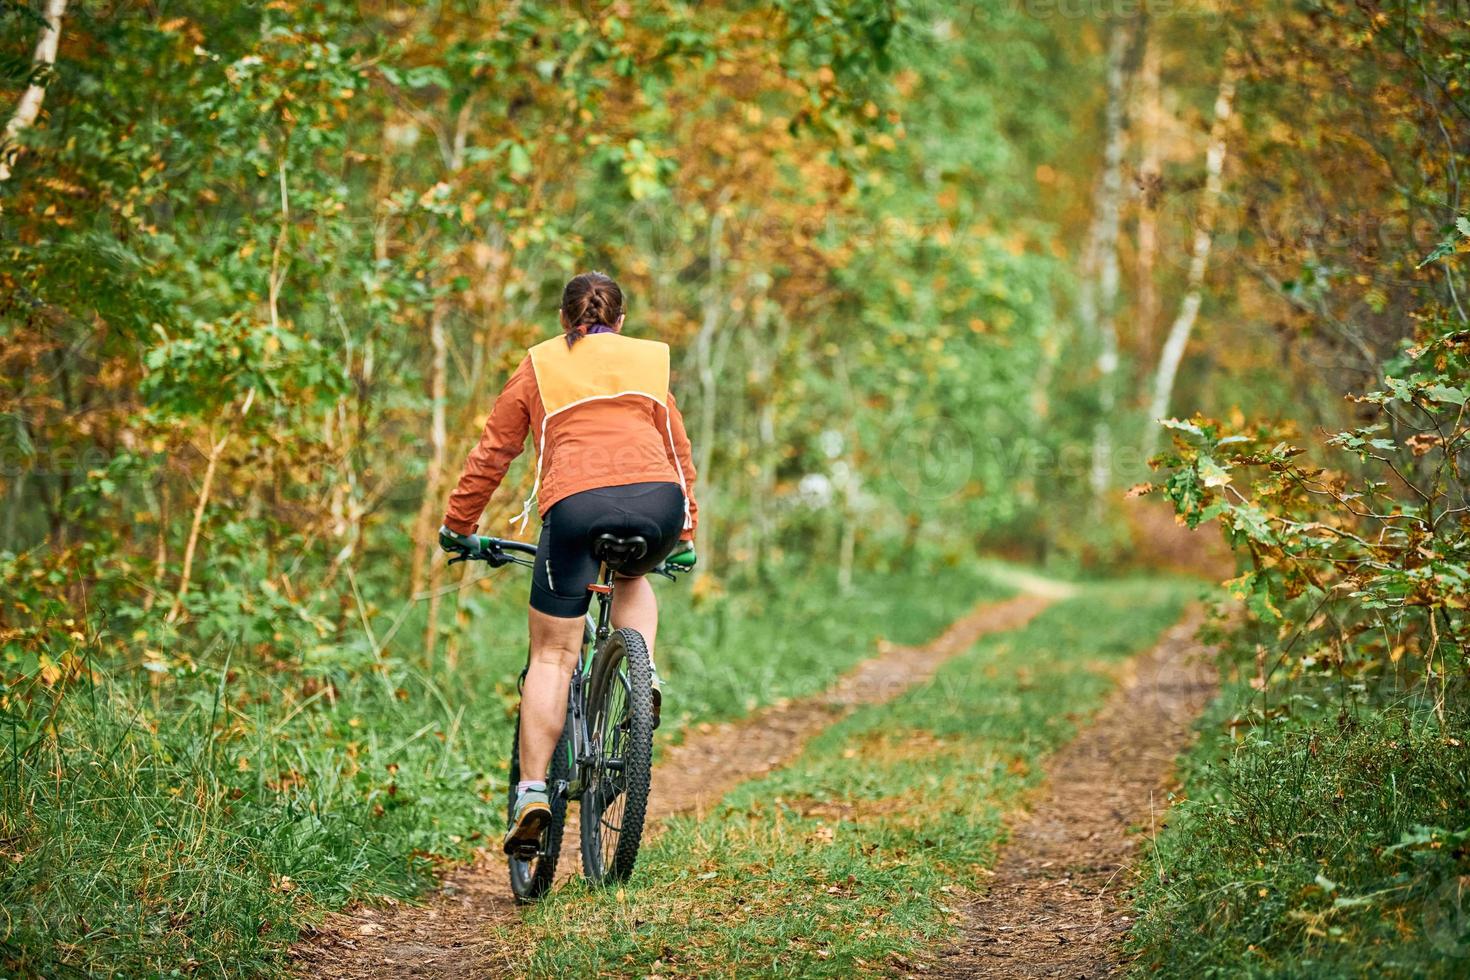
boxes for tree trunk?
[833,351,860,594]
[414,298,450,659]
[1134,31,1162,355]
[0,0,67,186]
[751,306,787,582]
[166,428,230,625]
[165,389,253,623]
[693,203,730,570]
[1144,66,1237,455]
[1087,24,1132,504]
[4,469,26,552]
[143,478,167,613]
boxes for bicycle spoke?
[591,665,632,873]
[581,629,653,886]
[601,791,625,870]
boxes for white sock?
[516,779,546,795]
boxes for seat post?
[589,534,647,641]
[591,563,615,640]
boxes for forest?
[1,0,1466,976]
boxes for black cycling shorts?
[530,481,686,618]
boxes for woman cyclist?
[438,271,699,855]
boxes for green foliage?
[1144,321,1469,713]
[1131,628,1470,977]
[1134,11,1470,955]
[142,317,345,415]
[1,0,1068,658]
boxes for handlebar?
[648,559,691,582]
[445,535,536,569]
[444,536,691,580]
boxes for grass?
[493,578,1194,977]
[654,557,1022,726]
[1129,636,1470,977]
[0,556,1010,977]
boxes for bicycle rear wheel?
[580,627,655,885]
[507,711,570,903]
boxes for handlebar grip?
[483,537,537,557]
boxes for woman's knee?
[528,608,584,667]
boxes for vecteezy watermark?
[871,413,1166,506]
[1147,187,1435,278]
[1009,0,1191,20]
[0,442,113,479]
[884,413,976,502]
[1425,874,1470,958]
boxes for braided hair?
[559,271,625,348]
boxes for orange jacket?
[443,332,699,540]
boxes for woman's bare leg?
[522,575,660,782]
[519,607,585,782]
[611,573,658,658]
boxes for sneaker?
[503,787,552,856]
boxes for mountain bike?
[445,532,689,903]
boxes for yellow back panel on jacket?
[527,333,670,417]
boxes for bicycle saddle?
[592,533,648,570]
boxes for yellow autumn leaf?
[37,655,61,686]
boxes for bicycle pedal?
[511,842,540,860]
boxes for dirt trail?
[291,589,1058,979]
[929,606,1217,978]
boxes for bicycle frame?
[560,561,620,803]
[447,536,684,804]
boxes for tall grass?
[0,557,1008,976]
[1130,643,1470,977]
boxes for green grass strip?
[500,578,1193,977]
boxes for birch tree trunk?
[833,351,860,593]
[695,210,725,489]
[741,301,787,582]
[1144,66,1237,456]
[693,201,732,570]
[1087,25,1132,503]
[0,0,67,186]
[413,298,450,659]
[1134,32,1163,354]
